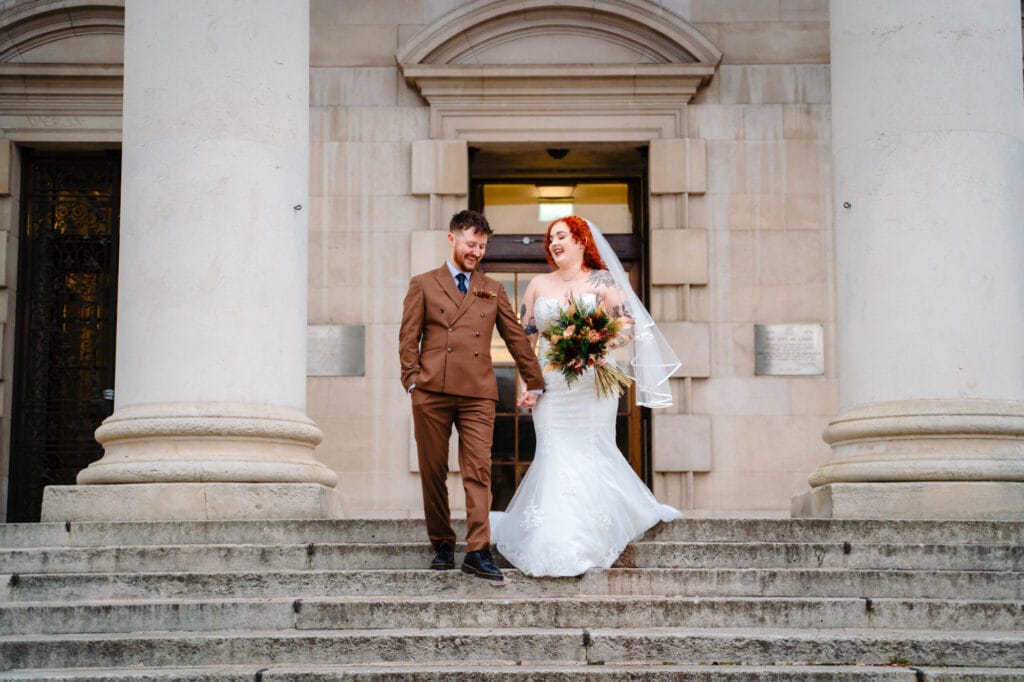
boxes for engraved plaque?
[754,324,824,376]
[307,325,365,377]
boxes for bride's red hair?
[544,215,607,271]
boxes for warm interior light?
[535,185,575,200]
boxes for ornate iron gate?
[6,151,120,522]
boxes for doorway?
[469,143,650,510]
[6,150,121,522]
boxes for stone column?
[793,0,1024,519]
[41,0,340,521]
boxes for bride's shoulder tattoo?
[587,269,615,288]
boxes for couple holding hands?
[399,210,680,580]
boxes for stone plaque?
[754,324,824,376]
[307,325,365,377]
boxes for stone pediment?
[0,0,124,123]
[398,0,721,105]
[0,0,124,63]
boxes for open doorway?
[468,143,651,510]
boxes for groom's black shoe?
[430,542,455,570]
[461,548,503,581]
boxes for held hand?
[515,379,528,406]
[517,391,539,409]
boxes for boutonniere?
[472,287,497,300]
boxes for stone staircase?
[0,517,1021,680]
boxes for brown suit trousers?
[399,265,544,552]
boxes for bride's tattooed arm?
[521,304,538,336]
[587,269,616,288]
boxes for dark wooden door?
[6,150,120,522]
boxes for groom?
[399,210,545,581]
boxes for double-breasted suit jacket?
[400,264,544,552]
[399,265,545,399]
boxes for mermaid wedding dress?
[489,294,681,577]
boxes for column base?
[791,482,1024,520]
[80,402,337,487]
[40,482,344,522]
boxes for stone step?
[613,541,1021,571]
[2,518,1020,549]
[1,627,1022,670]
[257,665,1024,682]
[4,567,1021,603]
[3,595,1020,636]
[587,627,1024,667]
[4,541,1018,574]
[6,663,1021,681]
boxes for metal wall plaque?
[308,325,365,377]
[754,324,824,376]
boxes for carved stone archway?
[397,0,721,508]
[398,0,721,141]
[0,0,124,126]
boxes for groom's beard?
[453,251,481,272]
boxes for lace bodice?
[534,293,597,325]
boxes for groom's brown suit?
[400,264,544,552]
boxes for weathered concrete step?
[5,567,1022,603]
[614,542,1022,571]
[243,665,1024,681]
[0,628,584,670]
[647,519,1024,545]
[4,595,1021,635]
[7,662,1014,680]
[1,627,1021,670]
[586,627,1024,667]
[3,518,1021,549]
[0,667,257,682]
[293,595,1024,633]
[0,520,433,549]
[6,541,1018,574]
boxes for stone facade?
[0,0,1021,521]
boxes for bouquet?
[541,296,632,399]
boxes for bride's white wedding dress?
[490,294,681,577]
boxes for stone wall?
[307,0,438,517]
[679,0,836,511]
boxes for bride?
[489,215,682,577]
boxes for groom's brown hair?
[450,209,493,235]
